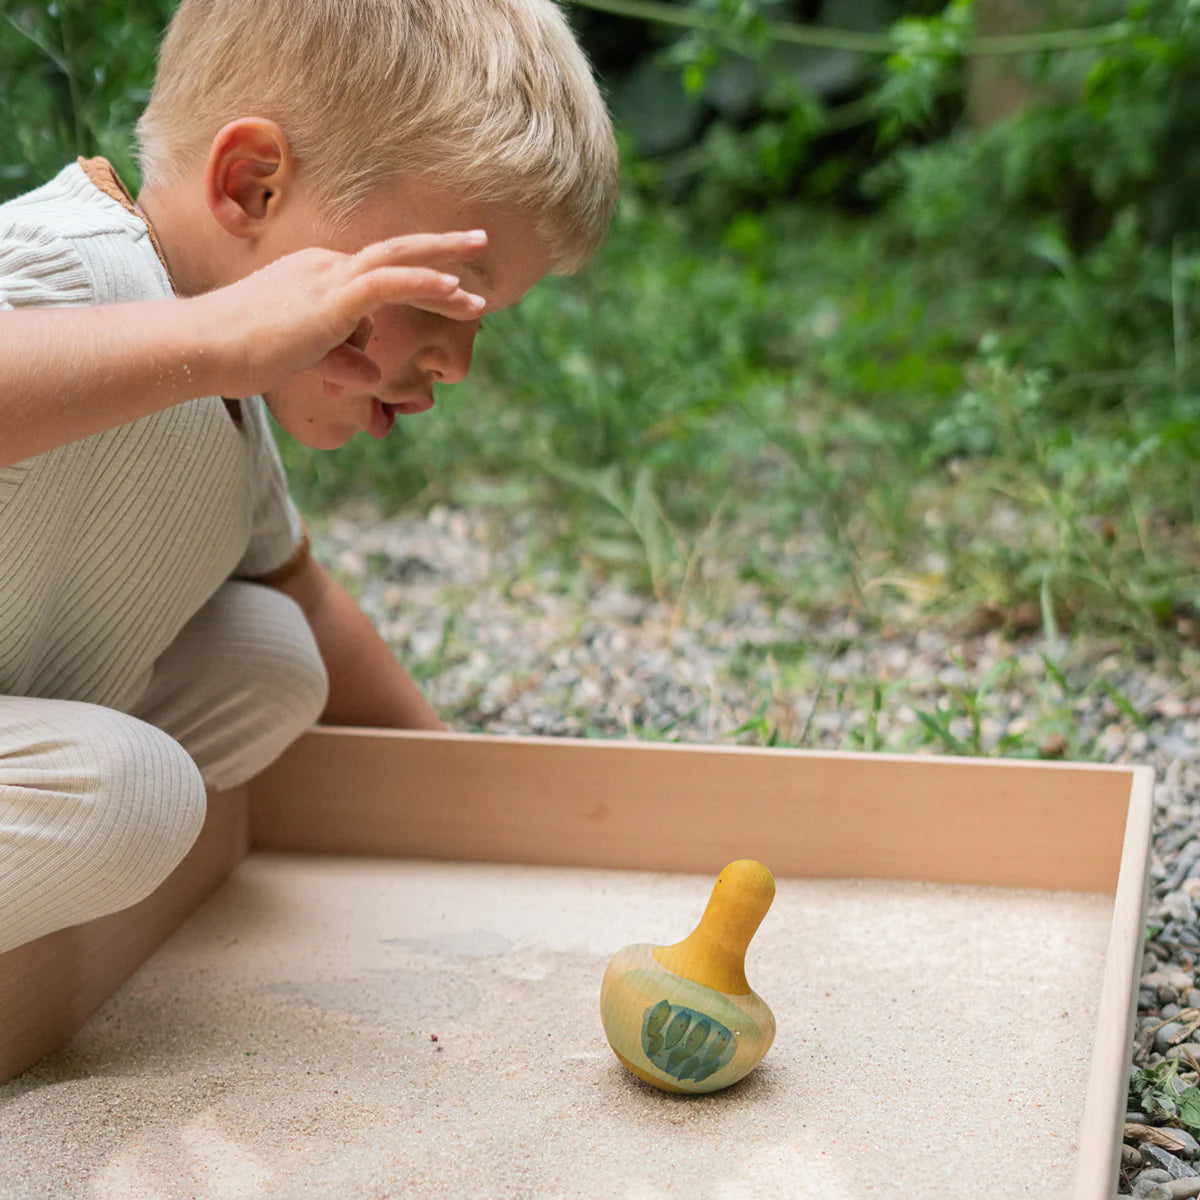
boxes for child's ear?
[205,118,296,235]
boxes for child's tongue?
[368,398,396,440]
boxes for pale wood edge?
[249,727,1136,893]
[1074,764,1156,1200]
[0,785,249,1086]
[264,724,1147,772]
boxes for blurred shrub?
[0,0,170,192]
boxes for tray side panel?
[249,729,1132,893]
[0,785,249,1086]
[1075,764,1155,1200]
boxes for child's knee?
[201,581,330,727]
[69,715,208,914]
[0,706,207,952]
[256,607,329,730]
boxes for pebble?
[1157,1024,1187,1053]
[1141,1144,1200,1179]
[1166,842,1200,887]
[1135,1171,1174,1200]
[1174,1129,1200,1160]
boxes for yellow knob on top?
[600,860,777,1095]
[653,859,776,995]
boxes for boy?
[0,0,618,954]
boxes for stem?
[572,0,894,53]
[2,11,70,74]
[2,9,85,154]
[1172,234,1189,394]
[568,0,1129,58]
[55,4,86,157]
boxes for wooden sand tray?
[0,728,1154,1197]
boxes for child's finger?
[354,230,488,273]
[346,315,374,352]
[342,266,464,315]
[317,342,383,388]
[405,289,488,321]
[348,268,486,321]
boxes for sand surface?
[1,854,1112,1199]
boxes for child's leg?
[0,581,325,954]
[128,580,329,792]
[0,697,207,954]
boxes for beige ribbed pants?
[0,581,329,954]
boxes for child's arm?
[272,550,445,731]
[0,299,227,465]
[0,232,487,468]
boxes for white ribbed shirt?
[0,158,307,711]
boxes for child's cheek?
[369,307,434,366]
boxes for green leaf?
[1101,681,1150,730]
[1038,651,1069,693]
[1178,1087,1200,1129]
[1039,570,1060,645]
[583,537,646,563]
[915,708,966,753]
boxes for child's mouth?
[368,395,434,438]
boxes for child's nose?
[417,326,476,385]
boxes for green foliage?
[0,0,168,193]
[1130,1054,1200,1131]
[0,0,1194,653]
[864,0,1200,345]
[872,0,973,141]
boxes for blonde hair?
[134,0,618,272]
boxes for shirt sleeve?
[232,397,311,585]
[0,223,93,311]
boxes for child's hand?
[195,230,488,400]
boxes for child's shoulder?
[0,160,165,308]
[0,159,142,245]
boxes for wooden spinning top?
[600,860,776,1094]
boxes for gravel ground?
[311,498,1200,1195]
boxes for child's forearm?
[313,583,446,730]
[272,554,446,731]
[0,298,225,467]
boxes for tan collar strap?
[77,156,177,294]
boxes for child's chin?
[273,421,354,451]
[268,407,355,450]
[303,427,355,451]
